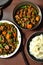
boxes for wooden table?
[0,0,43,65]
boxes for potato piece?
[36,15,40,21]
[20,9,23,12]
[24,18,27,22]
[21,23,24,27]
[23,10,26,17]
[5,45,9,50]
[20,9,23,16]
[15,15,20,20]
[18,21,21,24]
[31,18,36,25]
[19,13,22,18]
[28,8,31,15]
[0,26,4,31]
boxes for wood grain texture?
[0,0,43,65]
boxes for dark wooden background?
[0,0,43,65]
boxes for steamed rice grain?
[29,34,43,59]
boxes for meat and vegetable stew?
[0,23,18,55]
[15,5,40,29]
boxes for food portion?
[0,23,19,55]
[15,4,40,29]
[29,34,43,59]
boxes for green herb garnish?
[0,44,3,48]
[21,5,27,9]
[8,31,12,34]
[0,23,2,26]
[0,37,2,41]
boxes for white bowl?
[0,20,21,58]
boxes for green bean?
[0,23,2,25]
[8,31,12,34]
[26,21,30,24]
[3,43,7,47]
[21,23,24,27]
[0,44,3,48]
[10,39,14,42]
[23,16,30,18]
[0,37,2,41]
[21,5,27,9]
[14,29,17,33]
[16,41,19,44]
[33,10,38,15]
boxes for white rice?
[29,34,43,59]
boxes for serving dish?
[0,20,21,58]
[27,31,43,62]
[13,1,42,30]
[0,0,12,20]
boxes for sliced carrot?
[13,33,16,38]
[6,34,10,39]
[2,31,6,35]
[26,24,32,29]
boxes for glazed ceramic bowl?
[0,20,21,58]
[13,1,42,30]
[27,31,43,62]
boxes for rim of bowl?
[26,31,43,62]
[0,20,21,58]
[13,1,42,30]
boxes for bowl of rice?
[27,31,43,62]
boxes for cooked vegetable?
[26,24,32,29]
[2,31,6,35]
[0,23,19,55]
[5,45,9,50]
[13,33,16,38]
[6,34,10,39]
[0,48,2,54]
[36,15,40,22]
[0,44,3,49]
[15,4,40,29]
[21,5,27,9]
[3,43,7,47]
[0,37,2,41]
[8,31,12,34]
[0,35,4,43]
[0,26,4,30]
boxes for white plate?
[0,20,21,58]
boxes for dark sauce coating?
[15,5,40,29]
[0,23,18,55]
